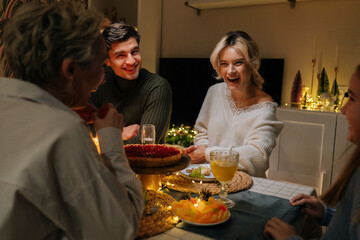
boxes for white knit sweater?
[194,82,284,177]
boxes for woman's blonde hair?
[3,1,103,89]
[210,31,263,89]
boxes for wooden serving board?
[131,154,191,175]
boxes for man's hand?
[264,217,297,240]
[289,194,325,220]
[122,124,140,140]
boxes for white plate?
[179,212,231,226]
[180,164,216,182]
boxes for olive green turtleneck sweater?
[89,67,172,144]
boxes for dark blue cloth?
[162,189,301,240]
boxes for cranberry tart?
[124,144,183,167]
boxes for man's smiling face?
[106,37,142,80]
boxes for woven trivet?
[136,190,179,239]
[161,171,253,194]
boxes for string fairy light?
[166,124,197,147]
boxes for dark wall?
[159,58,284,126]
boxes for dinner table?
[144,176,320,240]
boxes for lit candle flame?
[92,137,101,154]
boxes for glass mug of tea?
[141,124,155,144]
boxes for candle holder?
[310,58,316,97]
[316,69,321,101]
[333,66,340,112]
[334,66,339,79]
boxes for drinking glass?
[141,124,155,144]
[210,150,239,208]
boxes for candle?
[317,51,323,76]
[335,44,339,67]
[312,36,318,60]
[92,137,101,154]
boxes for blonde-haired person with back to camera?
[264,65,360,240]
[184,31,283,178]
[0,1,144,239]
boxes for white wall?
[138,0,163,73]
[161,0,360,105]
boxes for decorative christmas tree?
[301,92,308,107]
[331,77,340,106]
[291,70,302,107]
[317,68,330,96]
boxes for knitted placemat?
[161,171,253,194]
[136,190,179,239]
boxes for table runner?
[163,189,301,240]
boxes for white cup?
[141,124,155,144]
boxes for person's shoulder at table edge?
[16,100,92,154]
[44,104,90,135]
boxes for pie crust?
[124,144,184,167]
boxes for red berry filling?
[125,145,180,158]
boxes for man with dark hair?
[89,22,172,144]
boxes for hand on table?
[264,217,297,240]
[122,124,140,140]
[289,193,325,220]
[92,103,124,132]
[184,145,196,154]
[184,145,207,164]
